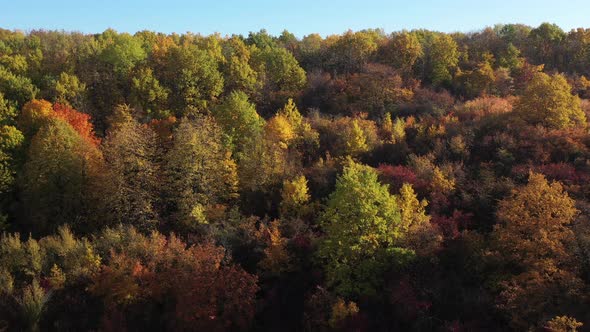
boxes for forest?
[0,23,589,331]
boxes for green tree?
[237,112,299,195]
[213,90,265,156]
[221,37,259,95]
[564,28,590,75]
[246,29,277,49]
[428,34,459,87]
[0,93,24,195]
[0,65,38,108]
[528,23,565,69]
[98,30,147,75]
[498,43,524,71]
[0,54,28,75]
[251,45,306,109]
[130,67,170,119]
[317,160,411,297]
[52,72,87,110]
[20,118,102,235]
[164,43,224,116]
[0,93,24,230]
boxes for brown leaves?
[90,231,259,331]
[492,172,584,329]
[494,172,578,269]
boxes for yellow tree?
[276,98,319,157]
[493,172,583,329]
[17,99,53,137]
[515,72,586,129]
[257,220,292,276]
[493,172,578,269]
[329,298,359,329]
[382,31,423,75]
[277,98,303,129]
[397,183,441,256]
[265,114,295,150]
[545,316,583,332]
[280,175,310,219]
[344,119,369,157]
[398,183,429,232]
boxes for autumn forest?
[1,23,590,331]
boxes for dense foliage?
[1,23,590,331]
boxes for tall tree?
[427,34,459,87]
[20,118,102,235]
[164,43,224,116]
[317,160,411,298]
[130,67,170,120]
[97,30,147,75]
[528,23,565,69]
[164,116,238,230]
[251,45,306,112]
[326,30,380,74]
[0,66,38,108]
[280,175,310,219]
[52,72,87,110]
[0,93,24,230]
[493,172,584,329]
[221,36,259,95]
[101,106,161,232]
[213,90,265,156]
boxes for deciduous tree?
[101,106,160,231]
[515,72,586,129]
[164,116,238,230]
[317,160,411,297]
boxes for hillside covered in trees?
[1,23,590,331]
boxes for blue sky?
[1,0,588,37]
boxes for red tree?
[52,103,101,146]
